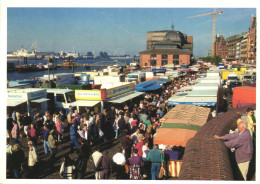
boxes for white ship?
[7,39,40,60]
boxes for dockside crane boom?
[187,8,224,57]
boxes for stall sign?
[7,93,27,100]
[106,82,136,99]
[28,90,47,100]
[75,90,102,100]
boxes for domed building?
[139,24,193,67]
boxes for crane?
[187,8,224,57]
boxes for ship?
[7,39,42,60]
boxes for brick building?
[215,35,226,59]
[139,25,193,67]
[247,16,256,64]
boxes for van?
[226,73,238,86]
[46,88,76,112]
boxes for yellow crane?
[187,8,224,57]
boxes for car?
[229,81,242,93]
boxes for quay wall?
[179,105,256,180]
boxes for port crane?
[187,8,224,57]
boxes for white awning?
[31,98,50,103]
[69,100,100,107]
[7,100,27,107]
[106,91,145,103]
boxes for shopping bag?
[158,166,165,179]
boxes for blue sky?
[7,8,256,57]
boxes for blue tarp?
[136,80,162,91]
[152,69,166,73]
[149,78,171,85]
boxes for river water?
[7,58,132,81]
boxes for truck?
[46,88,76,112]
[221,70,244,80]
[126,71,145,83]
[94,75,125,84]
[226,73,239,86]
[41,73,76,86]
[238,74,253,83]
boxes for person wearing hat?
[146,144,164,180]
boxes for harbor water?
[7,58,132,81]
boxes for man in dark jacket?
[118,114,126,137]
[96,151,113,179]
[214,121,253,180]
[74,138,92,179]
[121,131,133,162]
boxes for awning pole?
[101,100,104,113]
[27,101,31,116]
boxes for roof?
[68,100,100,107]
[154,128,197,147]
[46,88,73,94]
[7,100,27,107]
[149,78,171,85]
[139,48,192,55]
[187,89,218,97]
[106,91,144,103]
[136,81,162,92]
[154,104,211,147]
[168,93,217,106]
[7,88,45,93]
[160,104,211,124]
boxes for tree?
[87,52,93,56]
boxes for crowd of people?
[6,73,256,180]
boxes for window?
[173,55,179,59]
[162,60,168,66]
[150,54,156,60]
[173,60,179,65]
[145,63,147,66]
[65,92,76,103]
[162,54,168,59]
[150,60,157,66]
[56,94,65,102]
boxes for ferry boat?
[7,39,41,60]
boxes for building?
[225,35,243,61]
[247,16,256,64]
[240,33,248,63]
[215,35,226,59]
[139,24,193,67]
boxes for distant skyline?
[7,8,256,57]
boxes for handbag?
[158,166,165,179]
[124,164,129,174]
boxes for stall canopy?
[69,100,100,107]
[31,98,50,103]
[149,78,172,85]
[154,128,197,147]
[167,91,217,106]
[7,100,27,107]
[154,104,211,146]
[106,91,144,103]
[136,81,162,92]
[232,86,256,108]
